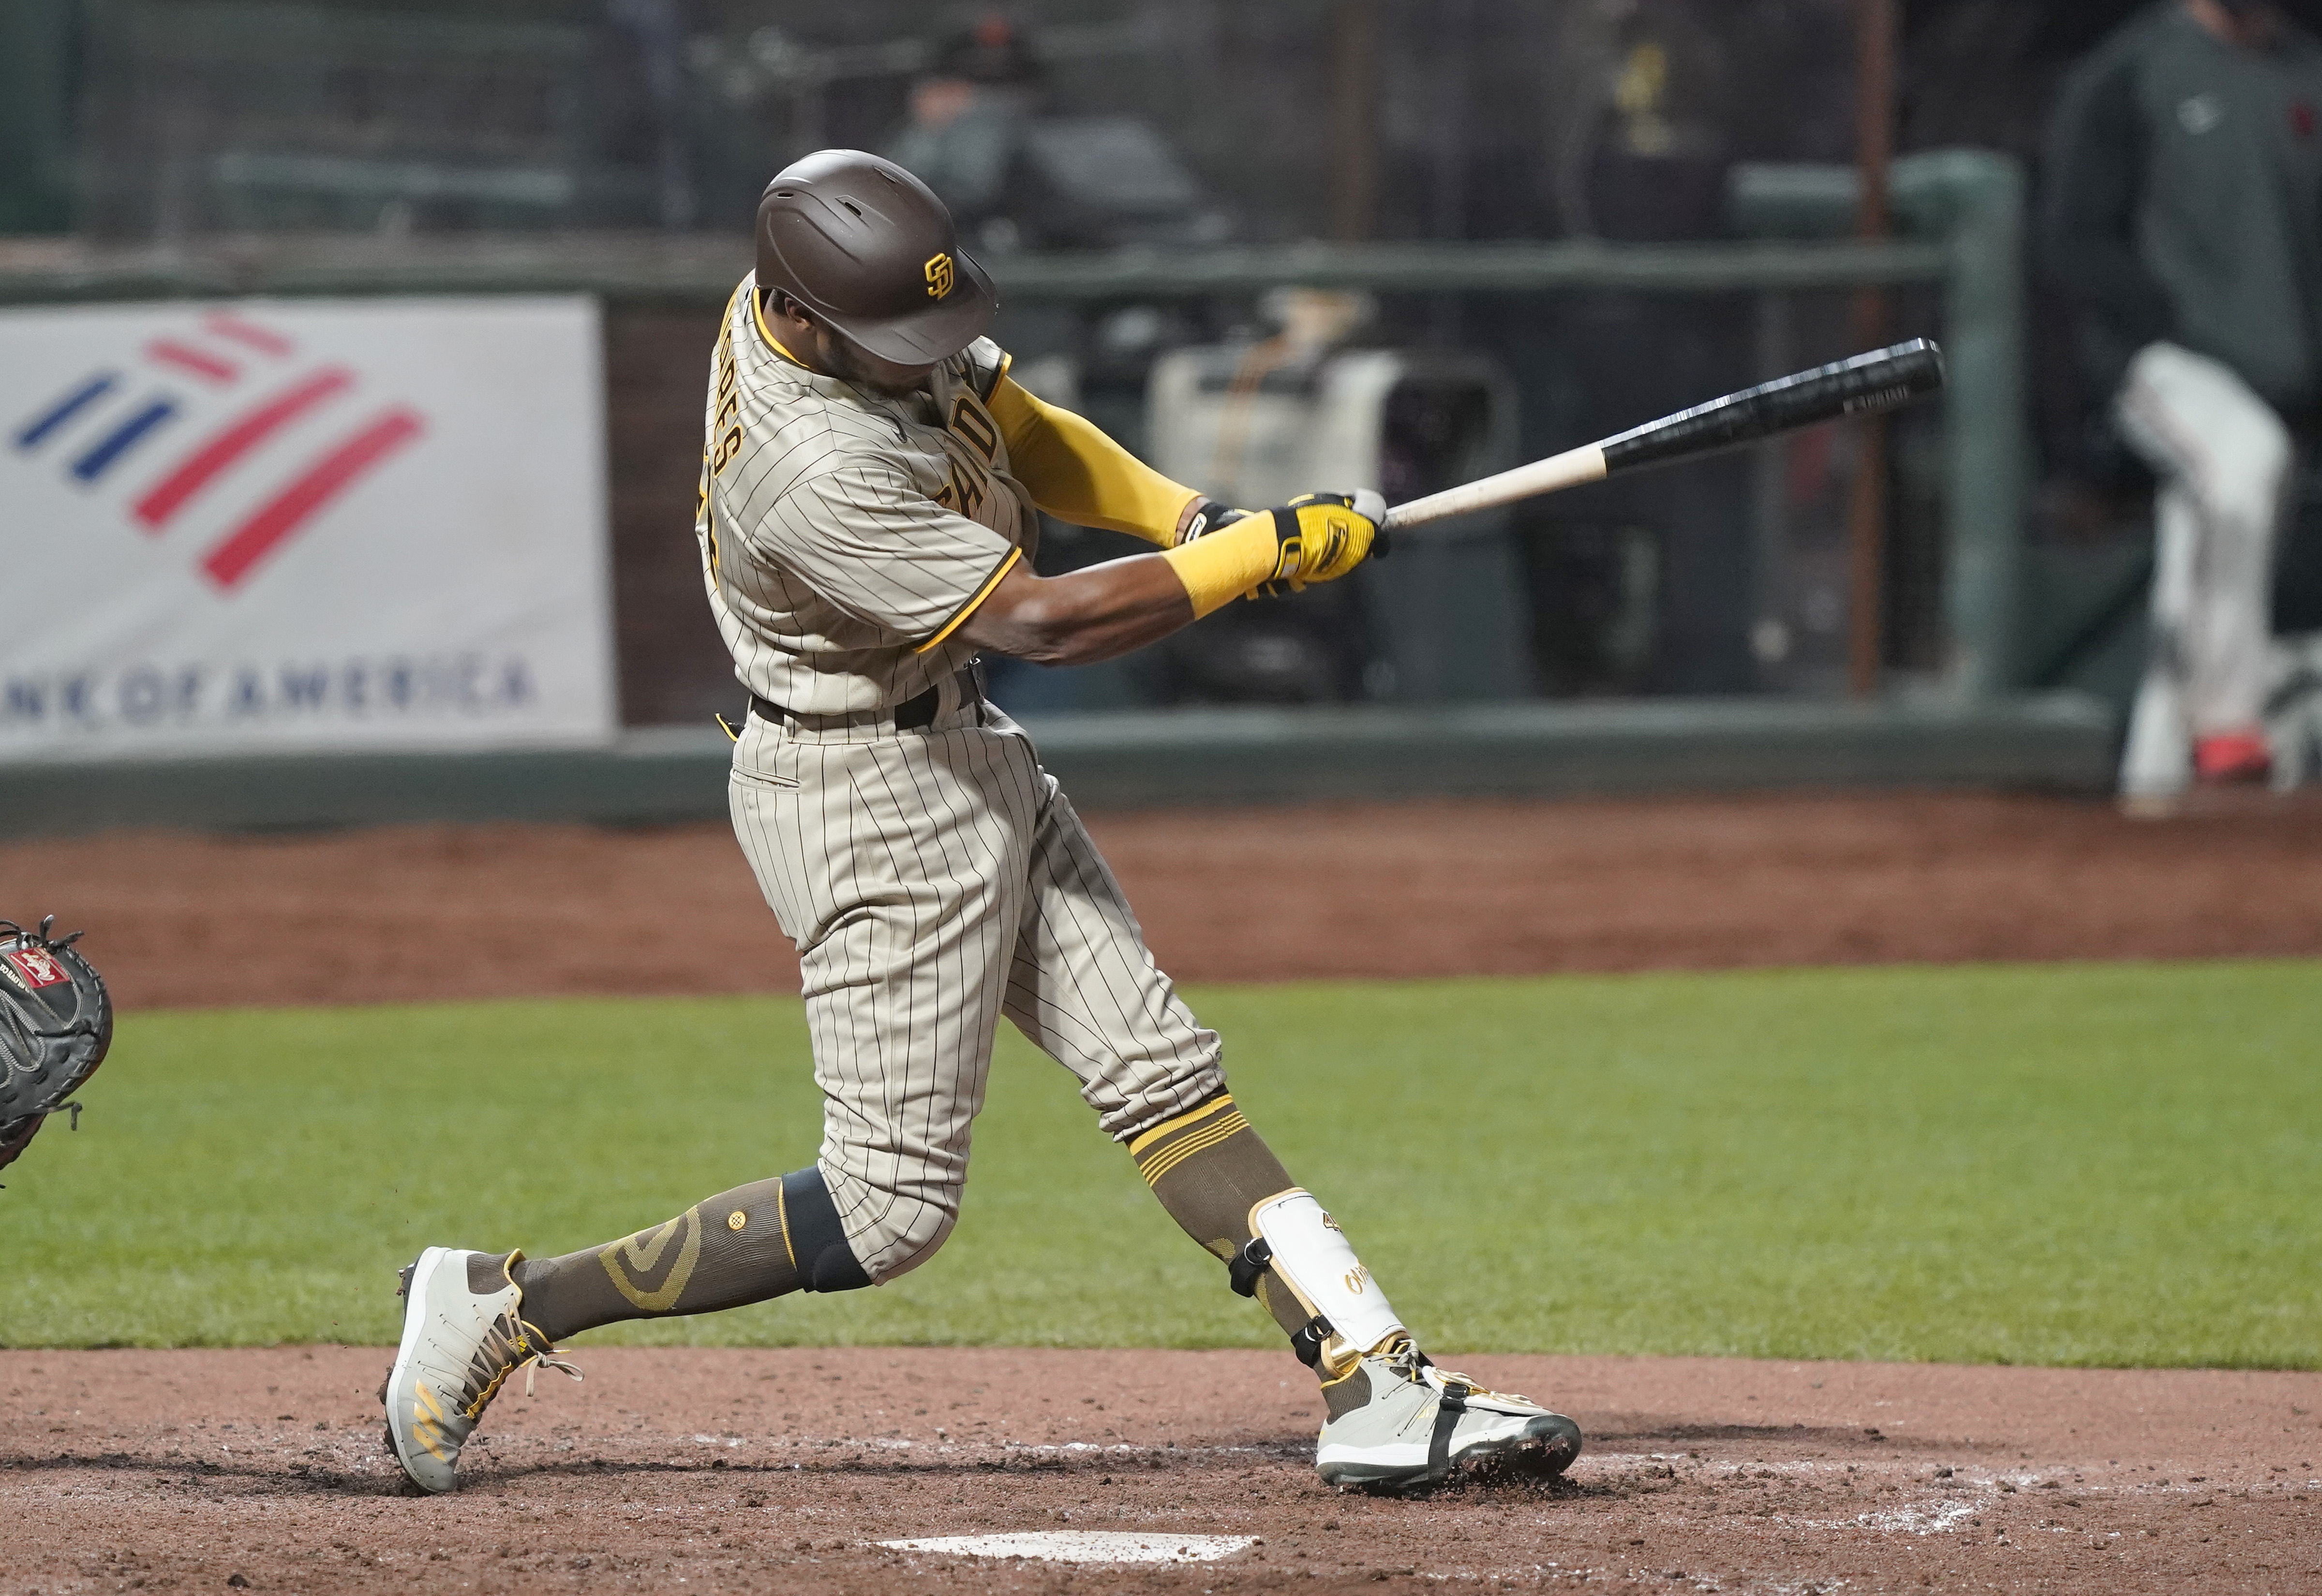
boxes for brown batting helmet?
[755,150,997,366]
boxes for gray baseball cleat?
[380,1246,579,1493]
[1314,1340,1582,1491]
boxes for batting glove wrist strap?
[1173,496,1249,547]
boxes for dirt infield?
[4,1346,2316,1595]
[2,790,2319,1009]
[7,792,2318,1592]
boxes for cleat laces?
[1386,1341,1534,1409]
[457,1307,582,1420]
[523,1353,582,1400]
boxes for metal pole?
[1429,0,1475,343]
[1926,150,2029,700]
[1330,0,1380,242]
[1847,0,1898,697]
[1751,291,1796,687]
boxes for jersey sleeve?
[745,455,1022,649]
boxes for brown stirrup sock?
[508,1167,870,1344]
[1129,1093,1318,1350]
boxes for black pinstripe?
[703,280,1222,1285]
[700,277,1034,717]
[726,701,1223,1285]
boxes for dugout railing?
[0,149,2026,701]
[0,150,2116,834]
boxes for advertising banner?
[0,296,615,761]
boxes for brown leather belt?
[749,662,982,732]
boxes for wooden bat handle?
[1380,444,1608,535]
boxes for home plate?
[877,1531,1256,1564]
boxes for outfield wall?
[0,181,2069,831]
[0,693,2114,839]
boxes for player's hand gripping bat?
[1378,339,1946,539]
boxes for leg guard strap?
[1427,1378,1472,1483]
[781,1167,871,1292]
[1227,1236,1271,1298]
[1290,1314,1334,1369]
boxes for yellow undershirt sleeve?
[987,376,1202,547]
[1159,514,1283,619]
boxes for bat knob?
[1353,488,1389,561]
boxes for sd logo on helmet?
[753,151,996,366]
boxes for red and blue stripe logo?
[12,310,424,591]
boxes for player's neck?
[757,290,935,399]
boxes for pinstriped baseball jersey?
[701,272,1225,1283]
[696,274,1036,714]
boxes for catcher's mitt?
[0,917,113,1178]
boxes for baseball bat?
[1380,338,1946,536]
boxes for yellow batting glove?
[1250,489,1386,598]
[1161,489,1388,618]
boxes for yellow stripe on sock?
[1137,1112,1248,1183]
[1148,1109,1247,1166]
[774,1182,797,1275]
[1127,1093,1236,1159]
[1139,1113,1250,1187]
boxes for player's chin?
[858,361,940,397]
[829,343,940,396]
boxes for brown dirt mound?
[0,790,2318,1010]
[5,1347,2316,1594]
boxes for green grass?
[5,961,2317,1366]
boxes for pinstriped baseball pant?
[727,684,1225,1285]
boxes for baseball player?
[383,150,1581,1496]
[2044,0,2322,797]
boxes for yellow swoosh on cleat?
[411,1382,456,1462]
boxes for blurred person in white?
[2043,0,2322,798]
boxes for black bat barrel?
[1597,339,1946,475]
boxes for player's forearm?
[955,555,1197,666]
[956,498,1367,665]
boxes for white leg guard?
[1244,1189,1406,1374]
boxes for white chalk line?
[647,1435,1282,1462]
[876,1531,1254,1565]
